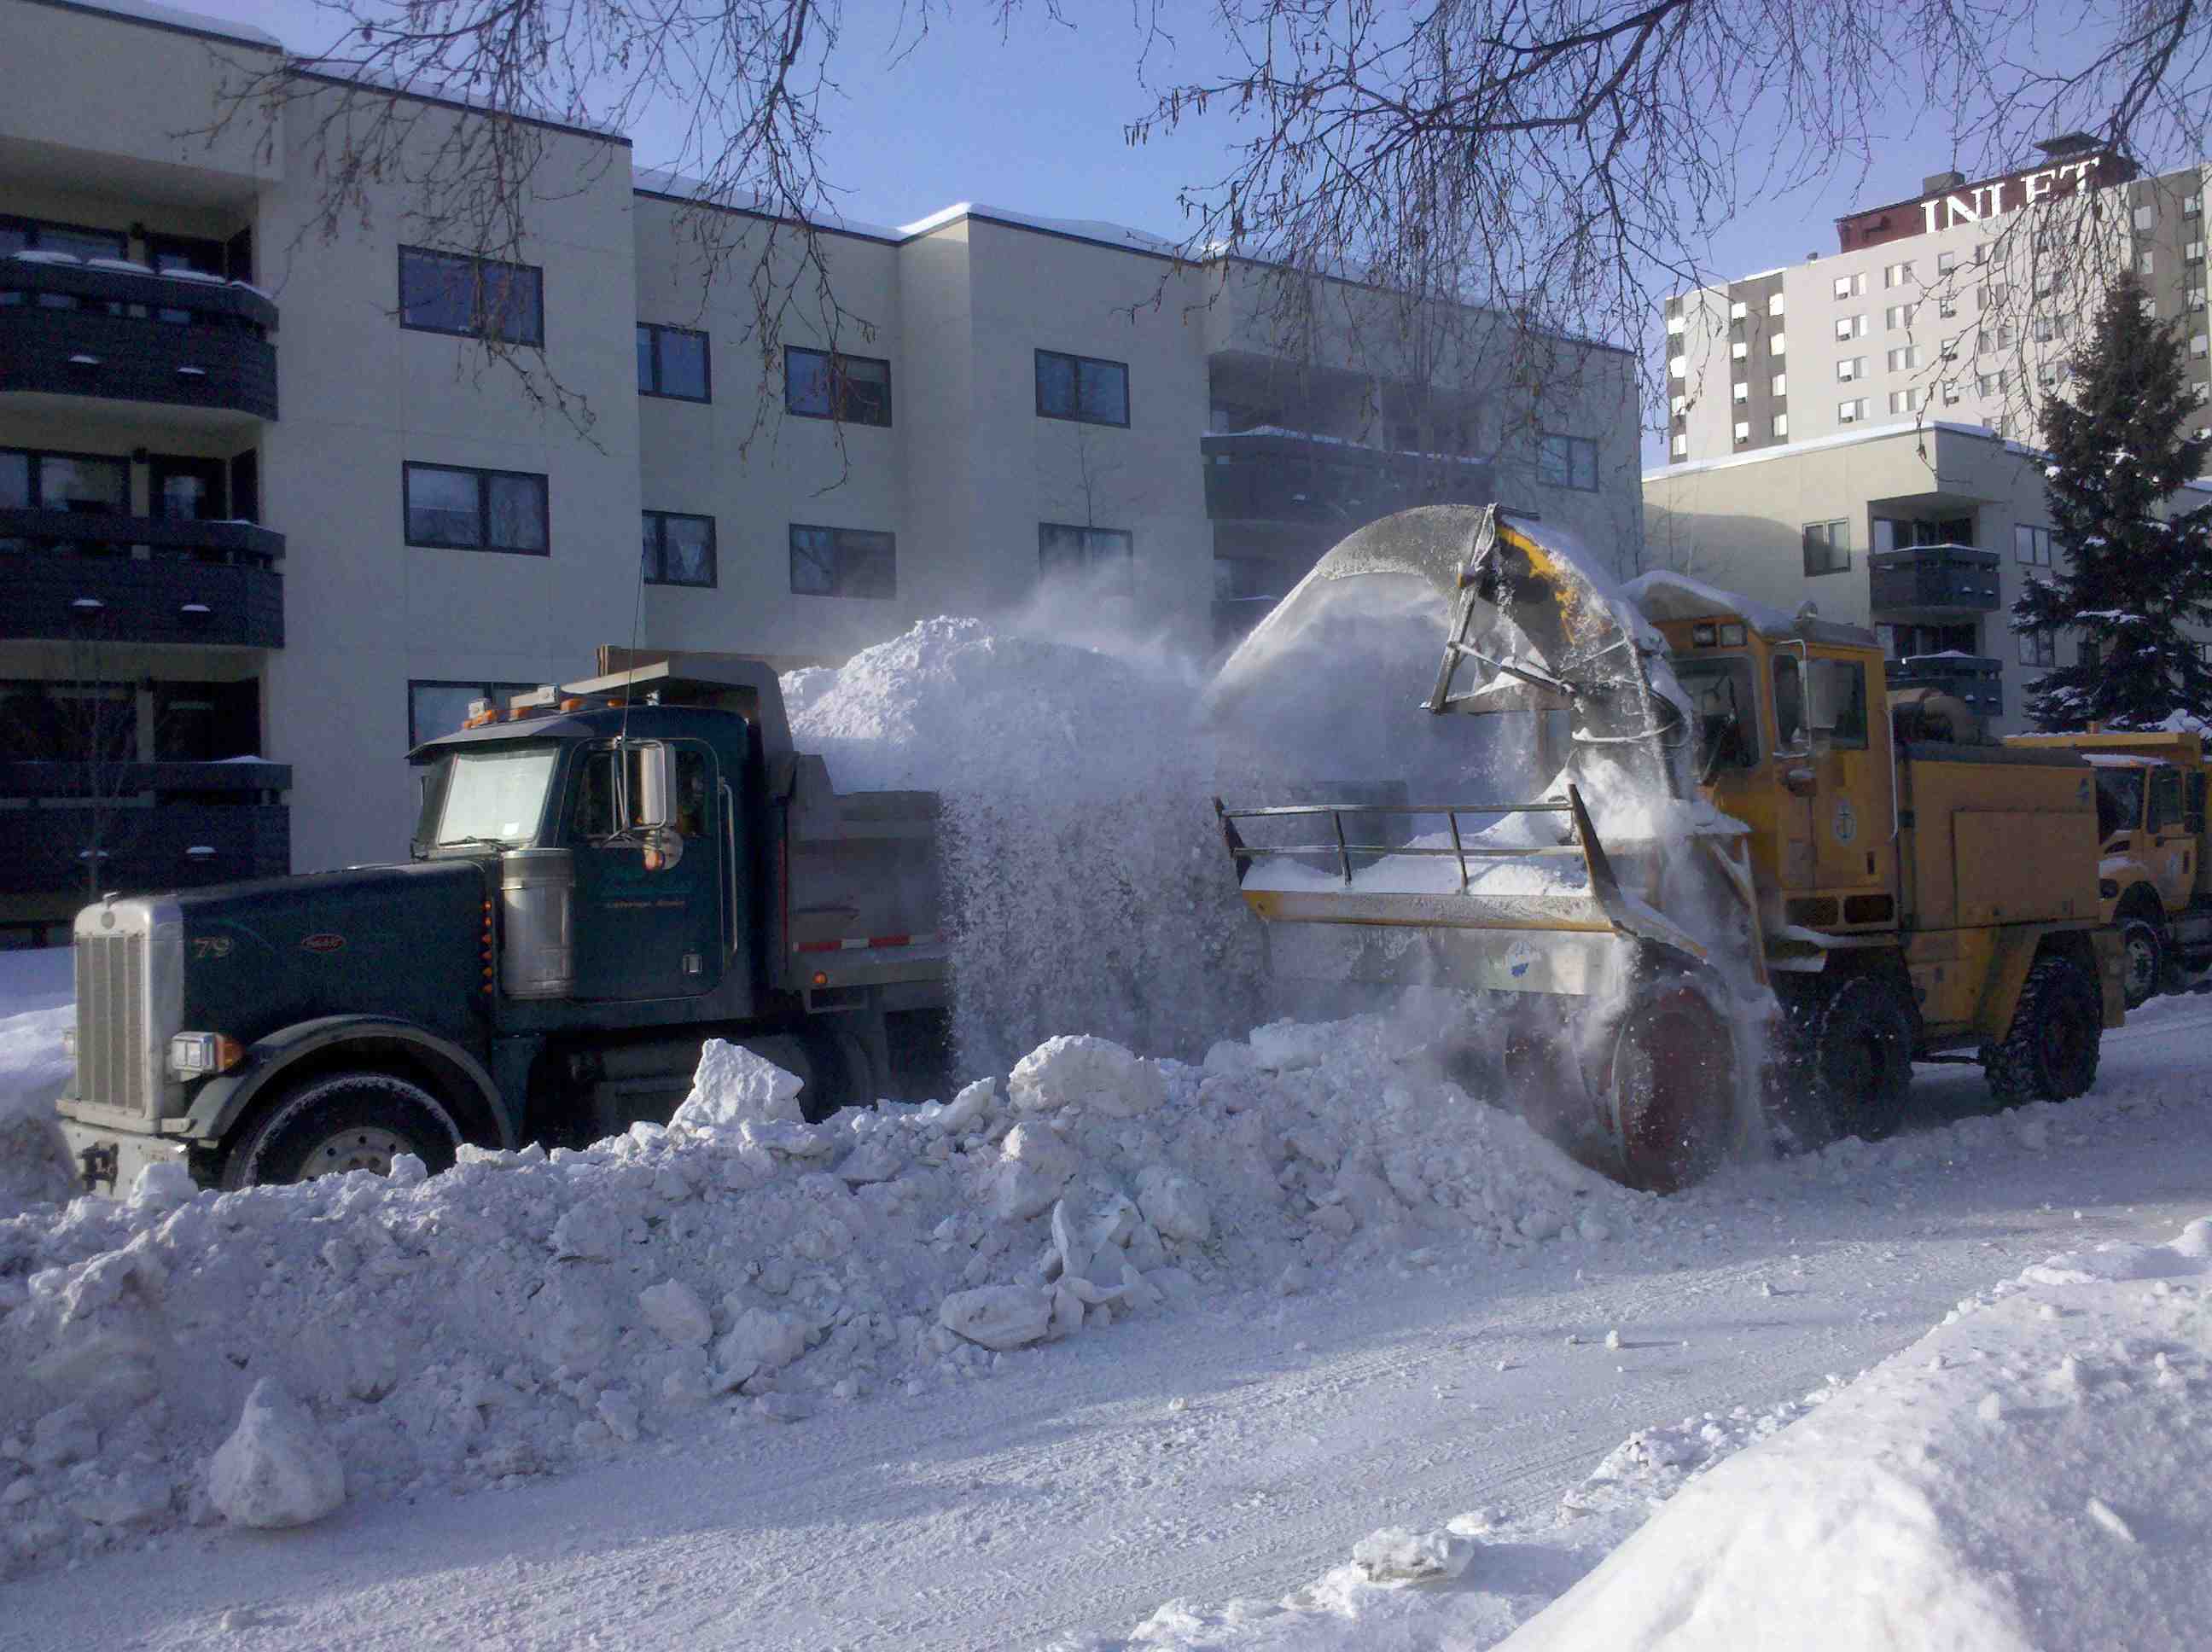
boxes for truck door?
[2147,764,2192,910]
[1769,647,1817,890]
[1807,654,1889,896]
[565,741,724,1002]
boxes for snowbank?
[0,1013,1639,1579]
[1069,1212,2212,1652]
[0,949,76,1218]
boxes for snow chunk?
[939,1285,1053,1350]
[637,1280,713,1347]
[992,1121,1078,1221]
[1350,1525,1476,1584]
[714,1307,810,1378]
[672,1040,806,1130]
[207,1380,345,1529]
[1135,1166,1211,1243]
[1010,1035,1165,1117]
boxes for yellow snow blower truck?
[2001,728,2211,1007]
[1214,505,2124,1191]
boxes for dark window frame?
[1535,432,1600,492]
[2017,627,2057,667]
[789,523,896,600]
[637,323,713,403]
[642,509,719,588]
[1802,518,1851,577]
[0,214,128,260]
[406,678,544,749]
[0,678,137,765]
[783,346,894,427]
[402,462,550,556]
[1033,348,1131,428]
[0,445,131,513]
[397,245,545,347]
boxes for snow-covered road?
[11,997,2210,1652]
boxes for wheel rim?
[297,1126,415,1178]
[2124,929,2159,1003]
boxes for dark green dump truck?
[55,654,946,1192]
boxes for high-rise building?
[0,0,1642,938]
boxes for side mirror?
[622,741,675,831]
[641,824,684,873]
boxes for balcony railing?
[1887,653,2005,717]
[1202,430,1495,527]
[0,254,278,421]
[1868,544,2001,614]
[0,802,289,896]
[1,511,284,647]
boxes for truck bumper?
[55,1118,189,1199]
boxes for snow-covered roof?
[35,0,280,48]
[897,202,1179,256]
[1644,418,2015,483]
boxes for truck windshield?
[1673,657,1759,777]
[428,747,558,846]
[2095,769,2145,842]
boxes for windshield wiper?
[434,835,515,849]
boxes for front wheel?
[1606,976,1739,1194]
[1807,973,1917,1142]
[2119,914,2167,1010]
[1984,956,2102,1104]
[220,1070,463,1189]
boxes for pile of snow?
[1071,1213,2212,1652]
[0,1012,1639,1577]
[0,950,77,1218]
[785,618,1269,1071]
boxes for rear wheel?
[219,1070,463,1189]
[2119,912,2168,1010]
[1804,972,1916,1143]
[1985,955,2102,1103]
[1607,975,1738,1194]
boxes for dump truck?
[2002,728,2211,1006]
[1214,505,2124,1191]
[55,653,946,1194]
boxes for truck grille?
[76,932,151,1117]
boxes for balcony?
[1,512,284,647]
[1887,654,2005,718]
[0,254,278,422]
[1868,544,2001,614]
[1202,430,1495,527]
[0,802,289,895]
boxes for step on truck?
[1214,504,2125,1192]
[55,652,946,1193]
[2002,728,2212,1006]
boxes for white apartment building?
[0,0,1641,935]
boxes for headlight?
[166,1032,244,1080]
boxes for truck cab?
[55,654,946,1194]
[2005,730,2212,1003]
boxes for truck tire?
[219,1070,464,1189]
[2119,912,2168,1010]
[1984,956,2102,1104]
[1606,976,1738,1194]
[1806,973,1916,1143]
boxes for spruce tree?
[2012,270,2212,730]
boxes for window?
[2189,195,2204,219]
[2193,334,2210,358]
[1937,294,1959,319]
[1772,412,1790,438]
[1887,387,1927,414]
[1669,394,1688,416]
[1810,659,1869,748]
[2015,524,2053,566]
[398,247,544,346]
[0,679,137,765]
[1729,300,1749,322]
[1034,349,1129,427]
[1887,345,1924,371]
[1669,433,1688,458]
[406,679,540,748]
[0,446,127,517]
[785,346,892,426]
[641,510,716,587]
[1837,397,1869,422]
[2189,241,2207,263]
[2151,767,2186,834]
[1771,372,1788,397]
[1666,311,1686,335]
[1733,420,1752,445]
[403,462,549,554]
[0,214,126,262]
[1835,315,1868,340]
[1731,340,1749,360]
[1941,381,1961,404]
[1883,261,1915,288]
[1977,369,2011,396]
[1039,522,1134,579]
[1833,272,1868,300]
[789,524,894,598]
[1668,352,1688,377]
[2133,202,2158,230]
[2017,628,2057,667]
[1837,357,1867,381]
[1940,334,1961,360]
[1768,334,1788,358]
[1767,293,1786,317]
[1884,303,1917,330]
[1936,250,1960,275]
[2137,251,2157,276]
[1536,433,1599,491]
[1803,519,1850,575]
[637,324,711,401]
[1978,282,2009,310]
[1732,381,1749,402]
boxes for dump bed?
[1894,742,2100,929]
[775,753,946,994]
